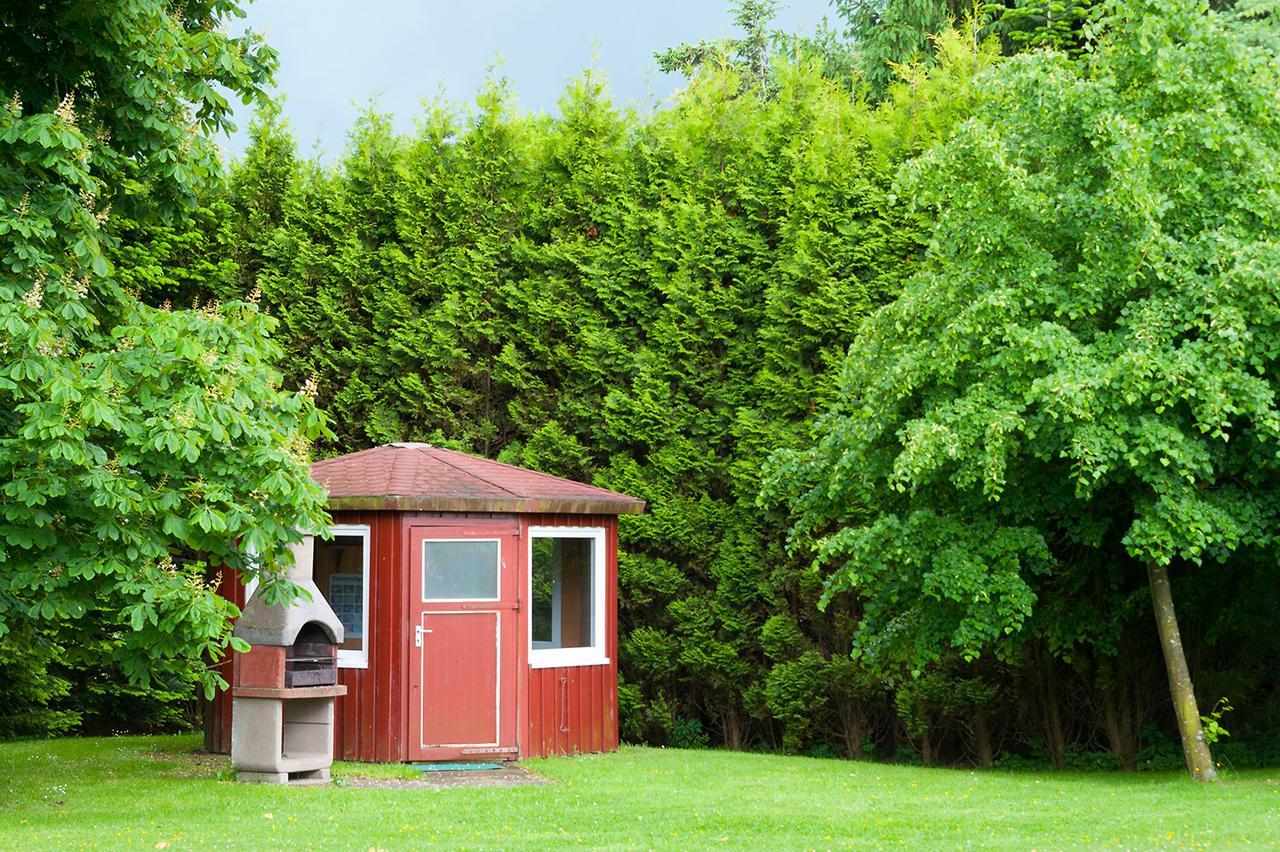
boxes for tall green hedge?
[106,32,1280,765]
[182,55,979,753]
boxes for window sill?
[529,651,610,670]
[337,651,368,670]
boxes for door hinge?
[415,625,432,647]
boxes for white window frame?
[527,526,608,669]
[243,524,371,670]
[421,538,502,603]
[326,524,371,669]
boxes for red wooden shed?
[205,442,644,762]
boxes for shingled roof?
[310,443,645,515]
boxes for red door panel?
[420,611,499,746]
[407,523,520,761]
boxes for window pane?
[315,535,365,653]
[531,537,593,650]
[423,540,499,600]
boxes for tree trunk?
[1102,683,1137,771]
[1100,647,1139,771]
[916,700,935,766]
[973,713,994,767]
[722,704,744,751]
[1147,561,1217,782]
[1039,648,1066,770]
[920,732,935,765]
[837,698,868,760]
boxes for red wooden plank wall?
[522,513,619,758]
[203,564,244,755]
[330,510,405,762]
[204,512,407,761]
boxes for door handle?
[415,625,433,647]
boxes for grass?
[331,758,421,781]
[0,735,1276,849]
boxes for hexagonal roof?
[310,443,645,515]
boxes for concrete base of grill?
[236,768,331,786]
[231,694,341,781]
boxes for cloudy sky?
[220,1,836,160]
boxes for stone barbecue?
[230,536,347,785]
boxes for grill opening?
[285,623,337,687]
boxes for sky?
[220,0,836,160]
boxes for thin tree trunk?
[1040,648,1066,770]
[1102,683,1137,771]
[916,699,935,766]
[1102,645,1139,771]
[973,713,994,767]
[838,698,867,760]
[1147,561,1217,782]
[722,704,744,751]
[920,732,935,765]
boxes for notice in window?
[328,572,364,638]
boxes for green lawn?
[0,735,1276,849]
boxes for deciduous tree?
[766,0,1280,780]
[0,0,330,697]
